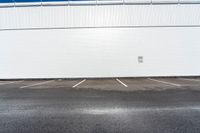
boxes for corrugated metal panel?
[0,0,200,5]
[152,0,179,3]
[180,0,200,3]
[124,0,151,4]
[0,5,200,29]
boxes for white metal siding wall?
[0,5,200,78]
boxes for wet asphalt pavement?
[0,80,200,133]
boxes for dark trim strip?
[0,2,200,8]
[0,25,200,31]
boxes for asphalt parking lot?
[1,77,200,133]
[2,77,200,91]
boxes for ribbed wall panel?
[1,0,200,5]
[0,5,200,29]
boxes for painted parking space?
[148,78,181,87]
[72,79,86,88]
[75,79,128,91]
[20,80,54,89]
[0,80,23,85]
[116,78,128,87]
[0,81,11,84]
[0,80,44,89]
[179,78,200,82]
[18,80,51,88]
[118,78,172,91]
[157,78,200,87]
[27,79,84,89]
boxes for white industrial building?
[0,0,200,79]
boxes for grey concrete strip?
[0,80,24,85]
[72,79,86,88]
[20,80,54,88]
[116,78,128,87]
[148,78,181,87]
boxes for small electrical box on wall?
[138,56,143,63]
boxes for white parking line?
[179,78,200,82]
[148,78,181,87]
[20,80,54,88]
[0,80,23,85]
[72,79,86,88]
[116,78,128,87]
